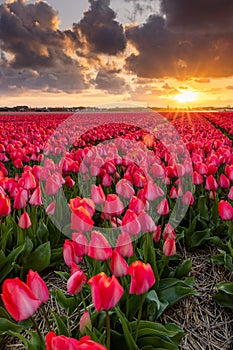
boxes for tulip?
[182,191,194,206]
[20,170,37,190]
[79,311,92,335]
[205,175,218,191]
[218,200,233,220]
[78,336,107,350]
[163,223,176,240]
[18,212,32,229]
[46,332,80,350]
[67,269,86,295]
[91,184,106,205]
[152,225,161,243]
[143,182,164,201]
[228,187,233,201]
[110,250,128,277]
[45,176,62,195]
[88,273,124,312]
[72,232,89,257]
[138,210,156,232]
[115,232,134,257]
[195,162,208,175]
[70,208,94,233]
[0,193,11,216]
[29,186,43,206]
[133,170,147,188]
[65,176,75,188]
[128,261,155,295]
[192,171,204,185]
[151,163,164,178]
[1,278,42,321]
[26,270,49,303]
[122,209,141,235]
[13,188,28,209]
[128,195,145,215]
[163,238,176,256]
[218,174,230,189]
[156,198,169,216]
[46,201,56,216]
[116,179,135,198]
[63,240,83,268]
[88,231,112,260]
[103,194,124,217]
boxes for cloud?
[161,0,233,33]
[125,14,233,79]
[193,78,210,84]
[75,0,126,55]
[94,68,129,94]
[226,86,233,90]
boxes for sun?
[174,90,199,104]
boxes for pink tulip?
[26,270,49,303]
[91,184,106,205]
[219,174,230,189]
[110,250,128,277]
[144,182,164,201]
[128,196,146,215]
[67,269,86,295]
[122,209,141,235]
[46,201,56,215]
[1,278,42,321]
[218,200,233,220]
[116,179,135,198]
[72,232,88,257]
[163,223,176,240]
[156,198,169,216]
[163,238,176,256]
[88,231,112,260]
[138,210,156,232]
[182,191,194,206]
[88,273,124,312]
[18,212,31,229]
[29,186,42,206]
[115,232,134,257]
[103,194,124,217]
[228,187,233,201]
[46,332,80,350]
[205,175,218,191]
[63,240,83,268]
[128,261,155,295]
[79,311,92,335]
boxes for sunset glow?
[174,90,199,104]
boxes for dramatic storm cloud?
[75,0,126,55]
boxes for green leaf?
[213,292,233,309]
[115,307,138,350]
[174,259,192,279]
[137,335,179,350]
[197,196,209,220]
[50,290,76,314]
[0,244,25,284]
[215,282,233,295]
[0,251,6,270]
[30,331,45,349]
[23,242,51,272]
[190,229,210,248]
[51,311,69,336]
[36,220,49,244]
[0,318,24,335]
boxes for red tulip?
[110,250,128,277]
[218,200,233,220]
[115,232,134,257]
[26,270,49,303]
[192,171,203,185]
[78,336,107,350]
[88,231,112,260]
[205,175,218,191]
[219,174,230,189]
[128,261,155,294]
[18,212,32,229]
[228,187,233,201]
[195,162,208,175]
[67,269,86,295]
[128,195,146,215]
[1,278,41,321]
[163,238,176,256]
[13,188,28,209]
[20,170,37,190]
[122,209,141,235]
[163,223,176,240]
[156,198,169,216]
[88,272,124,312]
[46,332,80,350]
[152,225,161,243]
[70,208,94,232]
[0,193,11,216]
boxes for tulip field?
[0,110,233,349]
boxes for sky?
[0,0,232,108]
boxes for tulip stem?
[30,316,43,343]
[104,259,111,274]
[40,304,51,331]
[74,295,81,319]
[80,290,87,309]
[159,256,169,279]
[135,294,145,343]
[106,310,111,349]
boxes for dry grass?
[2,246,233,350]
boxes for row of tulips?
[0,110,233,348]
